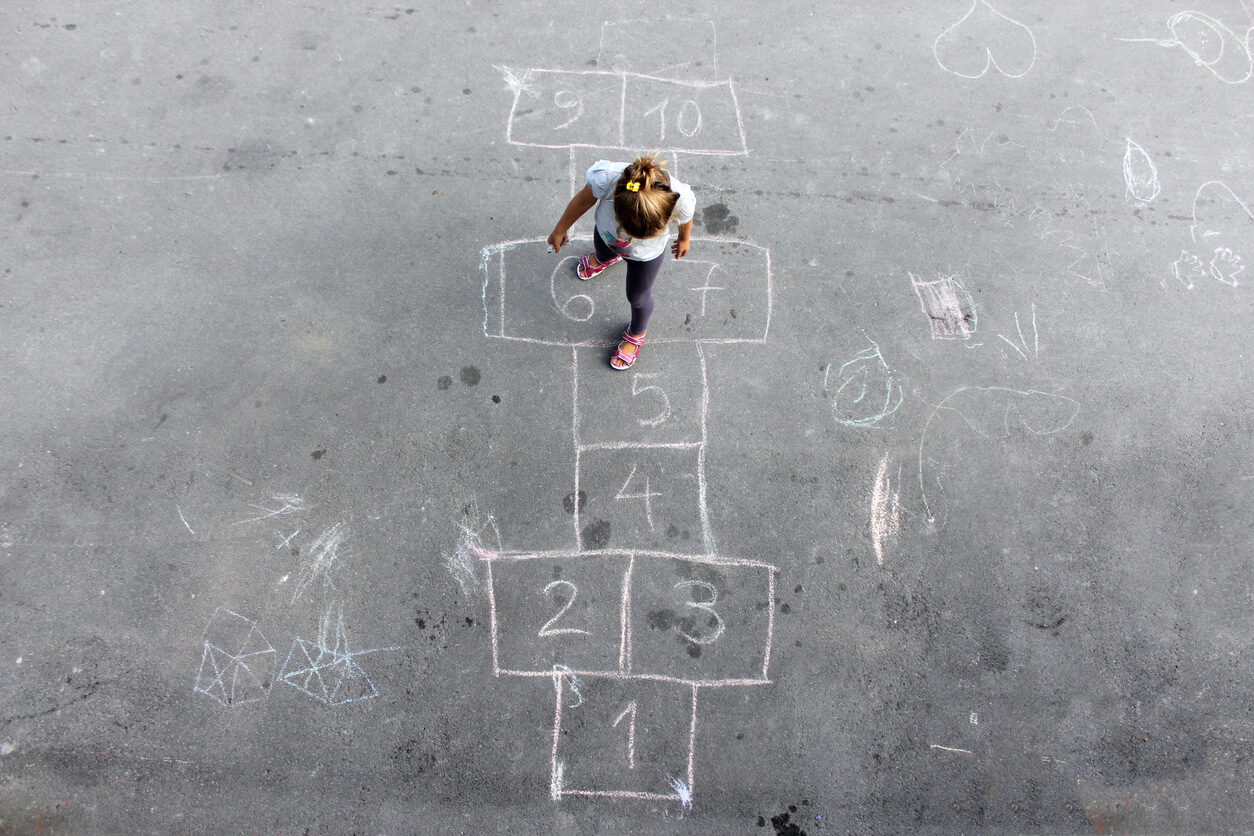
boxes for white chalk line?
[506,68,748,155]
[482,236,771,347]
[916,387,1080,523]
[499,668,771,688]
[930,744,975,755]
[933,0,1037,79]
[479,547,778,572]
[176,505,195,536]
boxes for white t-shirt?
[586,160,696,261]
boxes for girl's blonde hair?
[613,154,680,240]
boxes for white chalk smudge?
[870,454,903,566]
[291,522,347,603]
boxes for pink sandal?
[578,253,620,280]
[610,330,645,370]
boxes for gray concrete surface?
[3,1,1254,833]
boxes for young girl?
[547,154,696,370]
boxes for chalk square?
[627,556,774,684]
[490,554,629,676]
[508,70,624,149]
[552,676,695,800]
[647,241,771,343]
[621,77,746,155]
[482,239,770,346]
[578,447,706,554]
[597,19,717,81]
[576,343,705,448]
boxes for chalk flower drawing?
[1122,138,1161,203]
[825,339,902,428]
[933,0,1037,79]
[278,603,380,705]
[194,608,276,707]
[1120,11,1254,83]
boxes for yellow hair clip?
[624,180,640,192]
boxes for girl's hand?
[671,238,690,259]
[547,230,569,254]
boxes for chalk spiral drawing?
[278,602,398,706]
[194,608,276,707]
[870,455,903,568]
[910,272,978,340]
[933,0,1037,79]
[478,25,777,806]
[1122,139,1161,203]
[916,387,1080,524]
[1172,181,1254,288]
[1118,10,1254,84]
[824,338,903,428]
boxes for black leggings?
[594,231,666,335]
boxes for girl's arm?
[547,185,597,253]
[670,219,693,259]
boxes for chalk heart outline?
[934,0,1037,79]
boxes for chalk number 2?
[538,580,590,638]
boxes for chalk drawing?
[1119,11,1254,84]
[539,580,593,638]
[1123,139,1161,203]
[673,581,725,645]
[1173,181,1254,288]
[448,503,499,597]
[278,602,395,705]
[480,25,776,805]
[996,304,1039,361]
[194,608,275,707]
[870,454,903,567]
[550,675,700,803]
[505,69,747,155]
[552,664,584,707]
[933,0,1037,79]
[613,700,639,769]
[290,522,347,603]
[824,338,902,428]
[910,272,977,340]
[481,238,773,347]
[176,505,195,536]
[917,387,1080,523]
[233,492,308,526]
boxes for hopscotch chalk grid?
[479,23,778,807]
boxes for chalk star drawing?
[933,0,1037,79]
[194,608,276,706]
[278,603,385,705]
